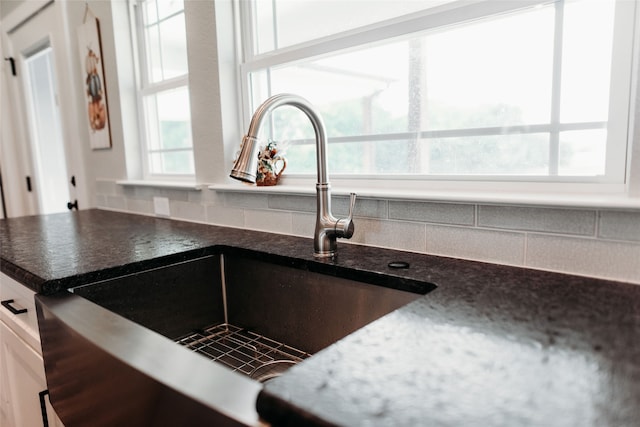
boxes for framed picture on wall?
[77,11,112,150]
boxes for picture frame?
[77,11,112,150]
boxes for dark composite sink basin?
[36,251,433,426]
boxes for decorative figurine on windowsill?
[256,141,287,186]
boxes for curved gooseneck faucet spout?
[230,94,356,258]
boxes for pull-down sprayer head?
[230,93,329,185]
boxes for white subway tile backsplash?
[169,200,206,222]
[188,189,219,205]
[95,179,118,196]
[478,205,596,236]
[95,179,640,284]
[95,194,107,208]
[526,234,640,283]
[206,205,245,227]
[244,209,292,234]
[122,186,137,199]
[128,186,156,200]
[334,197,388,219]
[352,218,426,253]
[291,212,315,237]
[268,194,315,213]
[106,195,126,210]
[425,225,525,266]
[224,192,270,209]
[389,201,474,226]
[126,198,153,215]
[267,194,387,218]
[598,211,640,242]
[157,188,190,202]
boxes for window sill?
[117,180,204,191]
[210,181,640,210]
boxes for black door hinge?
[4,57,16,76]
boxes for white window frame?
[235,0,639,195]
[130,0,194,181]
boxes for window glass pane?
[266,43,408,136]
[423,7,554,129]
[145,23,163,83]
[559,129,606,176]
[249,69,270,113]
[257,105,315,141]
[254,0,457,54]
[254,6,556,175]
[159,13,188,79]
[560,0,615,123]
[149,151,194,175]
[285,133,551,176]
[144,94,160,150]
[142,0,187,83]
[254,0,275,53]
[263,6,554,135]
[156,87,192,149]
[144,0,158,25]
[428,134,550,175]
[157,0,184,21]
[144,86,193,174]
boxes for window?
[133,0,194,177]
[238,0,637,184]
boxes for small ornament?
[256,141,287,186]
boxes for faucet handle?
[347,192,357,221]
[335,192,356,240]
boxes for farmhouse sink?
[36,251,433,426]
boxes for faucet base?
[313,251,336,259]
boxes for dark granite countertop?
[2,209,639,426]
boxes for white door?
[1,1,85,217]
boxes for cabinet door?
[0,272,40,352]
[0,320,63,427]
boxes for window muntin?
[135,0,193,177]
[240,0,633,182]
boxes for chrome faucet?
[230,93,356,258]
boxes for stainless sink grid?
[175,323,311,378]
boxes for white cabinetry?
[0,272,63,427]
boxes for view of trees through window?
[261,100,550,176]
[247,0,622,179]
